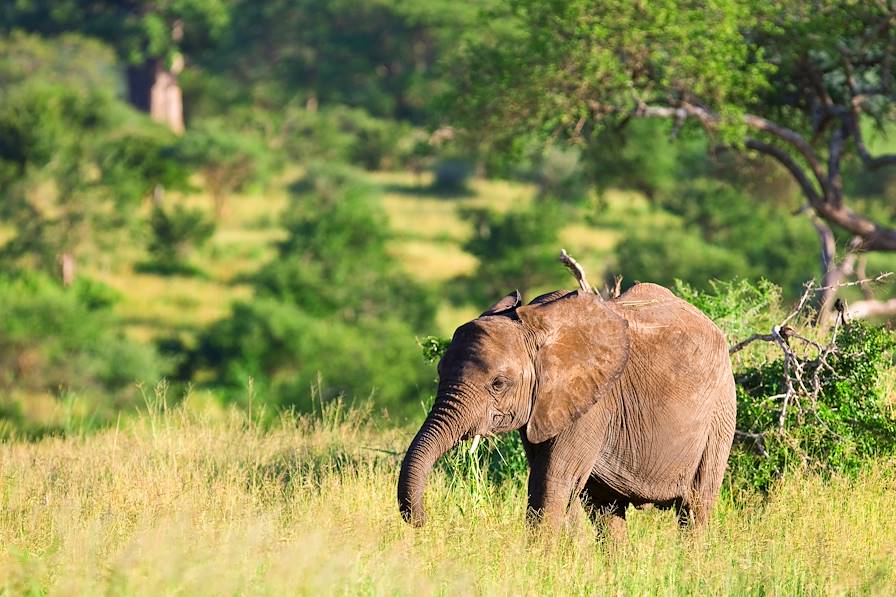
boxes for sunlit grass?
[1,401,894,595]
[89,270,252,341]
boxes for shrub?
[615,223,751,293]
[431,157,474,195]
[731,321,896,491]
[280,105,418,170]
[458,201,568,303]
[172,119,272,218]
[194,164,437,412]
[142,204,216,275]
[536,144,588,202]
[0,273,165,405]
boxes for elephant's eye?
[490,377,510,392]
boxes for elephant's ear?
[481,289,522,316]
[517,292,630,444]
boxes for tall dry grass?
[1,398,894,596]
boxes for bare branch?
[559,249,594,294]
[729,333,777,355]
[744,139,823,205]
[846,297,896,320]
[634,101,830,197]
[634,101,896,251]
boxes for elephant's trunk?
[398,395,471,526]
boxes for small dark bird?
[834,298,847,323]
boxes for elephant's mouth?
[491,411,514,431]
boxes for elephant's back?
[597,282,734,500]
[610,283,728,356]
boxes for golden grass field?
[2,397,894,596]
[8,169,894,594]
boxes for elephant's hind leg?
[685,411,735,528]
[581,479,629,543]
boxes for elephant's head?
[398,289,630,525]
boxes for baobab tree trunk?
[126,57,185,134]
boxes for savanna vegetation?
[1,1,896,593]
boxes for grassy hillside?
[2,401,894,595]
[84,169,638,343]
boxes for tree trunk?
[59,252,76,287]
[127,58,185,134]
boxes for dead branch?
[559,249,595,294]
[728,273,892,451]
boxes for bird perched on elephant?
[397,282,736,538]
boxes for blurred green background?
[2,0,895,435]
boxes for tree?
[0,34,187,284]
[450,0,896,320]
[170,119,270,218]
[458,202,568,303]
[193,164,437,411]
[3,0,231,132]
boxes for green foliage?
[677,280,896,492]
[0,78,149,277]
[3,0,232,66]
[278,105,419,172]
[535,144,588,202]
[213,0,479,121]
[731,322,896,491]
[171,119,272,215]
[143,204,216,275]
[587,120,707,200]
[674,278,783,341]
[449,0,771,147]
[0,31,120,91]
[0,32,193,281]
[615,223,751,293]
[458,202,567,303]
[0,273,165,403]
[613,180,818,300]
[431,158,474,195]
[98,126,193,203]
[419,336,450,364]
[195,164,436,411]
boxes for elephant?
[397,282,736,536]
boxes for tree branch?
[634,102,830,196]
[744,139,822,205]
[634,102,896,252]
[559,249,595,294]
[846,298,896,320]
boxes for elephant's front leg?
[526,470,579,529]
[522,429,598,531]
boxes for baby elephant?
[398,283,736,536]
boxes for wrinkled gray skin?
[398,283,736,536]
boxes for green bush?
[457,201,568,303]
[615,223,751,292]
[142,204,216,275]
[195,164,436,412]
[172,119,273,217]
[536,144,588,202]
[0,273,165,404]
[731,321,896,491]
[431,157,474,195]
[280,105,418,170]
[613,179,818,300]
